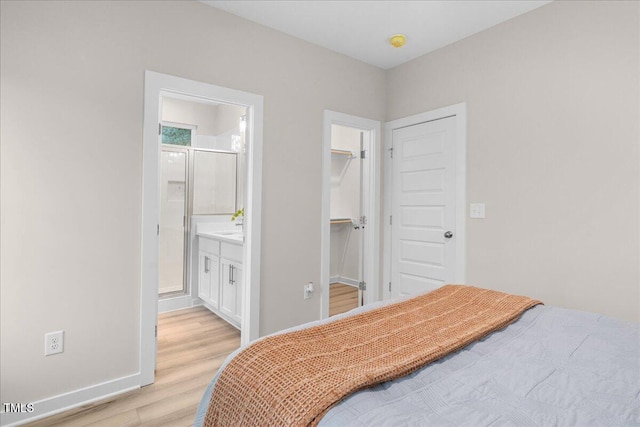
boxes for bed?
[194,285,639,426]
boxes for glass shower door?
[159,149,188,295]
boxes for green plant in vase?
[231,208,244,222]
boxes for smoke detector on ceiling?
[389,34,407,48]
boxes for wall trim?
[158,294,199,313]
[0,374,140,427]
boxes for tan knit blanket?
[204,285,541,427]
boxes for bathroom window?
[161,123,194,146]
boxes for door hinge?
[158,123,162,135]
[360,150,366,159]
[157,224,160,235]
[389,215,392,225]
[358,281,367,291]
[389,147,393,158]
[155,325,158,338]
[388,282,392,292]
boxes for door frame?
[321,110,381,319]
[383,103,467,300]
[141,71,263,385]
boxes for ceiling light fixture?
[389,34,406,48]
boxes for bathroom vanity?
[196,230,243,329]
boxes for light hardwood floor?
[26,287,360,427]
[329,283,359,317]
[26,307,240,427]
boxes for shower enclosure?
[159,148,188,294]
[159,133,238,297]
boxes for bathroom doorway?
[141,71,263,386]
[321,111,381,319]
[158,97,244,307]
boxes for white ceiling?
[202,1,552,69]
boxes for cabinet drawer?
[221,241,243,262]
[199,236,220,255]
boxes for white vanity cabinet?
[198,237,220,309]
[219,242,243,326]
[197,234,243,329]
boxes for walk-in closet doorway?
[321,111,381,319]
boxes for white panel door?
[391,116,456,297]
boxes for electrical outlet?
[304,282,314,300]
[45,330,64,356]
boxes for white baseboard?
[330,276,359,287]
[158,294,196,313]
[0,373,140,427]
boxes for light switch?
[470,203,485,219]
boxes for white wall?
[387,0,640,322]
[162,97,218,136]
[0,0,385,411]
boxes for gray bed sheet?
[194,303,640,426]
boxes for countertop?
[196,229,244,245]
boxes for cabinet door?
[208,254,220,309]
[220,258,237,322]
[233,262,243,322]
[198,251,219,309]
[198,251,211,301]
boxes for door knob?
[444,231,453,239]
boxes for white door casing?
[141,71,263,386]
[358,131,366,306]
[321,111,381,319]
[383,104,466,299]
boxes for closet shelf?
[331,149,356,158]
[330,218,353,225]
